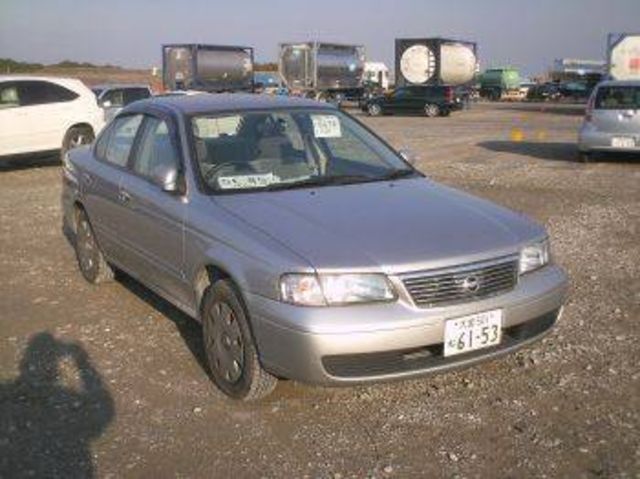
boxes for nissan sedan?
[62,94,568,400]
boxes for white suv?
[0,76,105,160]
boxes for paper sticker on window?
[311,115,342,138]
[217,173,279,190]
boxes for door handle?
[118,190,131,204]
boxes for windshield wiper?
[378,169,418,181]
[264,174,378,191]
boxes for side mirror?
[152,163,180,193]
[398,148,418,165]
[100,100,112,108]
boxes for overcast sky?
[1,0,639,76]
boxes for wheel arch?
[66,122,96,136]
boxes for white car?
[578,80,640,161]
[0,76,105,160]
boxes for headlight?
[519,239,550,274]
[280,273,396,306]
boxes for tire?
[424,103,440,117]
[368,103,382,116]
[201,279,277,401]
[61,126,94,161]
[579,151,592,163]
[75,209,114,284]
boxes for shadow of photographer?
[0,332,114,478]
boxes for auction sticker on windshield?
[311,114,342,138]
[218,173,279,190]
[444,309,502,357]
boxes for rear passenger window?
[104,115,143,167]
[19,81,79,106]
[124,88,151,105]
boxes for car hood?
[213,178,545,274]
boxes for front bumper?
[247,265,568,385]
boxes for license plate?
[444,309,502,357]
[611,137,635,148]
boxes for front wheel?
[367,103,382,116]
[424,103,440,117]
[61,126,94,160]
[202,280,277,401]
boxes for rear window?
[19,80,79,106]
[595,86,640,110]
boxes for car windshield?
[191,109,416,193]
[595,86,640,109]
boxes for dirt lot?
[1,103,638,478]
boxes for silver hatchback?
[578,80,640,161]
[62,94,568,400]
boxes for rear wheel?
[579,151,592,163]
[61,126,94,160]
[424,103,440,117]
[368,103,382,116]
[75,209,114,284]
[202,279,277,401]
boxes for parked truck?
[278,42,365,102]
[478,67,522,101]
[395,38,478,87]
[162,44,254,92]
[607,33,640,81]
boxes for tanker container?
[395,38,478,87]
[607,33,640,81]
[279,42,365,101]
[162,44,254,92]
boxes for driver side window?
[132,117,180,184]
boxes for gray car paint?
[62,94,568,385]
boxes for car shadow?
[478,140,580,162]
[0,152,61,171]
[0,332,114,477]
[115,272,211,379]
[479,140,640,163]
[498,103,586,116]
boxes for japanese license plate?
[444,309,503,357]
[611,137,635,148]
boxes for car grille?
[402,256,519,308]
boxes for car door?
[17,80,81,152]
[0,81,31,156]
[387,88,413,114]
[81,114,144,265]
[117,113,189,304]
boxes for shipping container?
[607,33,640,81]
[278,42,365,98]
[395,38,478,87]
[162,44,254,92]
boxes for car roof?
[124,93,334,116]
[91,83,151,90]
[0,75,91,94]
[597,79,640,87]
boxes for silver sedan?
[62,94,568,400]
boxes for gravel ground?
[0,102,638,478]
